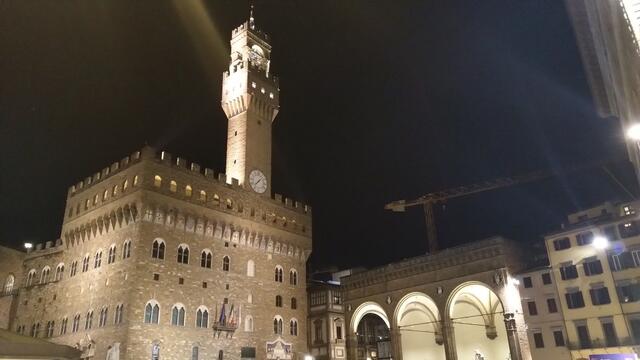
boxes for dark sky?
[0,1,636,270]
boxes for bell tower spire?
[221,14,280,195]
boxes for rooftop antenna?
[249,3,255,29]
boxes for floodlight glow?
[627,123,640,141]
[24,243,33,249]
[304,355,314,360]
[593,236,609,249]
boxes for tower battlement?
[232,21,270,43]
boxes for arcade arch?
[394,292,445,360]
[446,282,509,360]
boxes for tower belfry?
[221,10,279,195]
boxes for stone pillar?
[390,328,402,360]
[347,333,359,360]
[442,319,457,360]
[504,312,523,360]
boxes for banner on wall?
[589,355,638,360]
[266,337,292,360]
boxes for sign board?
[589,355,638,360]
[266,337,292,360]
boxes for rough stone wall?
[7,156,311,360]
[0,245,25,329]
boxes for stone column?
[441,319,457,360]
[504,312,523,360]
[390,328,402,360]
[346,333,359,360]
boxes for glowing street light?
[24,242,33,250]
[593,236,609,250]
[627,123,640,141]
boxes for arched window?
[200,250,212,268]
[26,269,36,287]
[85,310,93,330]
[244,315,254,332]
[108,245,116,264]
[246,260,255,277]
[40,266,50,284]
[72,314,81,332]
[103,189,109,201]
[290,269,298,285]
[133,175,140,186]
[114,304,124,324]
[171,304,186,326]
[123,179,129,191]
[93,193,99,205]
[31,322,40,337]
[82,255,90,272]
[291,297,297,309]
[152,343,160,360]
[55,264,64,281]
[275,295,283,307]
[4,274,14,294]
[60,317,68,335]
[273,316,283,334]
[99,306,108,327]
[275,266,283,282]
[290,319,298,336]
[226,198,233,210]
[192,346,199,360]
[152,239,165,260]
[123,240,131,259]
[144,301,160,324]
[199,190,207,201]
[112,184,119,196]
[185,185,192,197]
[213,194,220,205]
[196,306,209,328]
[222,256,230,272]
[70,261,78,277]
[170,180,177,192]
[94,250,103,268]
[177,244,189,264]
[154,175,162,187]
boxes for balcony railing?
[567,337,640,350]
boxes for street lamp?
[24,242,33,250]
[593,236,609,250]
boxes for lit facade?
[0,15,312,360]
[544,200,640,359]
[566,0,640,185]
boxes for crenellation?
[190,162,201,173]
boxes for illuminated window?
[177,244,189,264]
[154,175,162,187]
[185,185,192,197]
[103,189,109,201]
[144,300,160,324]
[200,250,212,269]
[199,190,206,201]
[251,81,256,88]
[4,274,14,294]
[247,260,255,277]
[85,199,90,210]
[269,92,274,99]
[261,88,265,94]
[213,194,220,205]
[112,185,119,196]
[171,304,186,326]
[170,181,177,192]
[290,269,298,285]
[93,194,99,205]
[226,199,233,210]
[624,205,635,216]
[133,175,140,186]
[152,239,165,260]
[245,316,254,332]
[222,256,230,272]
[123,179,129,191]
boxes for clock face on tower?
[249,169,268,194]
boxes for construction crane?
[384,160,624,255]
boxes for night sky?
[0,1,636,270]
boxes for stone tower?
[222,12,279,196]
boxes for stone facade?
[3,15,312,360]
[0,245,25,330]
[341,237,532,360]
